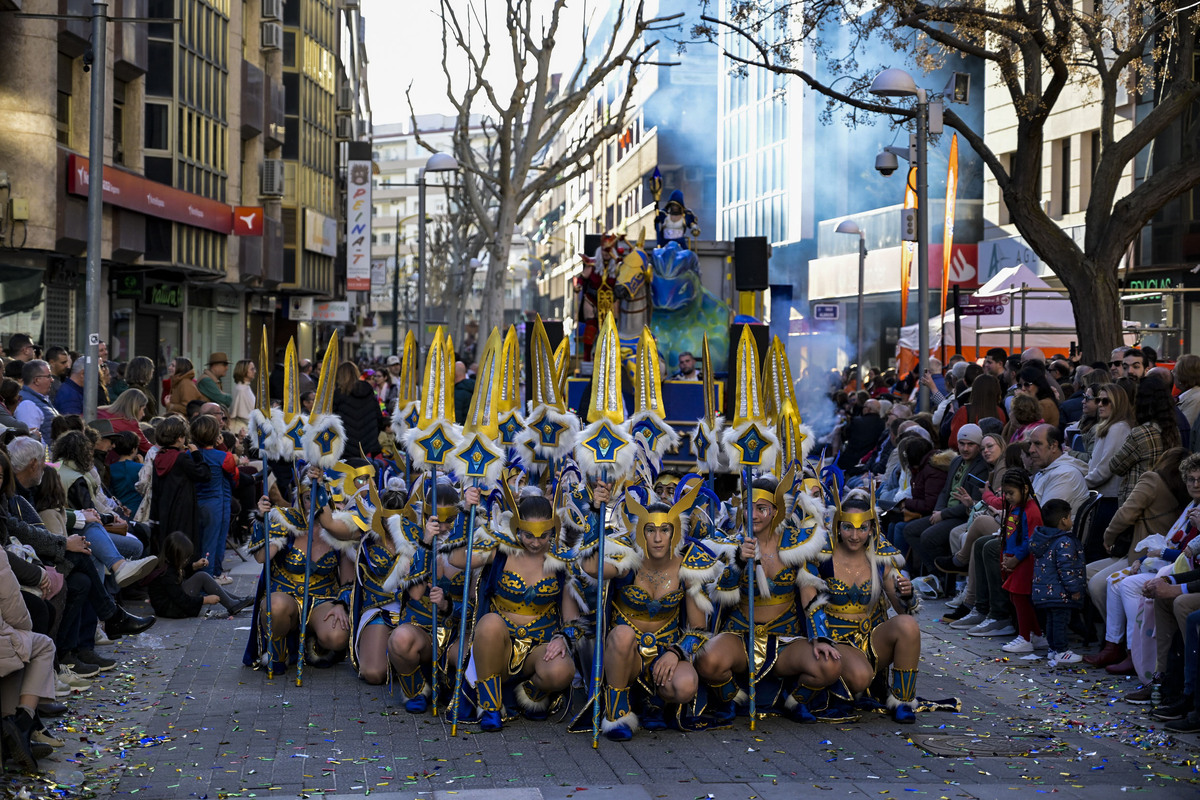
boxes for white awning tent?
[897,264,1136,357]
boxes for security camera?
[875,151,899,176]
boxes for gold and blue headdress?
[628,326,680,464]
[400,327,462,470]
[691,333,724,471]
[301,330,346,468]
[518,316,580,461]
[830,482,905,606]
[495,325,526,452]
[449,327,506,487]
[389,330,420,444]
[761,336,813,474]
[572,311,634,481]
[721,325,779,470]
[278,339,306,461]
[249,326,285,461]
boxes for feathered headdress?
[518,316,580,461]
[720,325,779,469]
[628,326,681,464]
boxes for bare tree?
[424,179,488,349]
[410,0,682,336]
[696,0,1200,361]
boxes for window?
[145,102,169,150]
[112,79,127,165]
[146,41,174,96]
[57,52,73,146]
[1059,137,1071,215]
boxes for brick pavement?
[21,558,1199,799]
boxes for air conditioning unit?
[342,0,360,8]
[355,119,368,139]
[262,0,283,21]
[336,116,354,140]
[261,22,283,50]
[337,83,353,113]
[261,158,285,196]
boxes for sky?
[362,0,589,126]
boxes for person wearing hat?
[197,353,232,407]
[903,423,991,577]
[382,354,403,410]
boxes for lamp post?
[835,219,867,389]
[870,68,931,412]
[392,210,401,354]
[416,152,459,358]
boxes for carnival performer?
[244,486,356,674]
[452,485,581,732]
[819,487,921,723]
[695,472,839,723]
[575,483,722,740]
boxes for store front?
[110,275,185,372]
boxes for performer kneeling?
[695,474,839,723]
[453,490,579,732]
[580,483,718,740]
[821,487,921,723]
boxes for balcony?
[241,61,264,140]
[113,0,147,80]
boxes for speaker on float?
[723,322,769,417]
[582,234,603,256]
[525,318,565,402]
[733,236,769,292]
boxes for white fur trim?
[600,710,639,735]
[754,563,773,599]
[517,406,582,461]
[573,419,636,482]
[401,423,463,472]
[270,408,300,462]
[720,421,779,473]
[249,533,289,556]
[797,423,816,463]
[793,569,828,591]
[301,414,346,468]
[268,508,302,536]
[391,399,419,441]
[713,587,742,608]
[886,693,914,713]
[249,408,287,462]
[628,410,681,462]
[319,529,360,554]
[514,682,551,713]
[448,435,507,488]
[686,580,714,616]
[604,535,641,576]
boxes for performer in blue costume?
[453,486,581,732]
[818,487,921,723]
[694,471,840,723]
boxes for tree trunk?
[1055,257,1123,363]
[481,232,515,335]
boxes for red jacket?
[97,409,152,455]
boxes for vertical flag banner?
[346,158,373,291]
[899,167,918,328]
[941,134,959,318]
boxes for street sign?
[813,303,840,321]
[959,303,1005,316]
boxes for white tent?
[897,264,1132,357]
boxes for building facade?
[0,0,369,376]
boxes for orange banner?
[899,167,918,328]
[941,135,959,318]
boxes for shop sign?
[67,154,233,234]
[145,283,183,309]
[289,297,313,321]
[345,159,372,291]
[214,286,241,311]
[312,300,351,322]
[115,274,142,298]
[303,209,337,256]
[233,206,264,236]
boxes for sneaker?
[32,728,65,748]
[940,605,971,623]
[1001,636,1034,654]
[229,596,256,615]
[1053,650,1082,665]
[113,556,159,588]
[934,555,968,575]
[1031,634,1049,651]
[1125,685,1154,705]
[57,666,91,691]
[215,574,234,586]
[950,609,986,630]
[54,676,72,699]
[1153,696,1194,721]
[60,654,100,678]
[1165,712,1200,733]
[75,649,116,672]
[945,587,968,609]
[95,624,115,646]
[969,618,1017,637]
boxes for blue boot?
[785,683,819,723]
[641,697,667,731]
[397,668,429,714]
[477,674,504,732]
[515,680,550,721]
[708,677,739,724]
[889,668,917,724]
[601,685,638,741]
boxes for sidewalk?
[18,558,1198,799]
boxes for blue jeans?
[82,522,123,572]
[1041,607,1071,652]
[198,502,231,577]
[111,532,143,560]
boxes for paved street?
[15,557,1199,799]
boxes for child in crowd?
[192,415,239,583]
[107,431,144,516]
[145,531,252,619]
[148,416,208,557]
[1030,498,1086,667]
[999,468,1047,656]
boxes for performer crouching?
[821,487,921,723]
[453,488,580,731]
[695,473,839,723]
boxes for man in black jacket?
[903,423,991,575]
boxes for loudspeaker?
[525,319,564,404]
[724,322,769,418]
[733,236,769,291]
[583,234,603,256]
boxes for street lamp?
[417,152,459,358]
[870,67,931,411]
[835,219,868,389]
